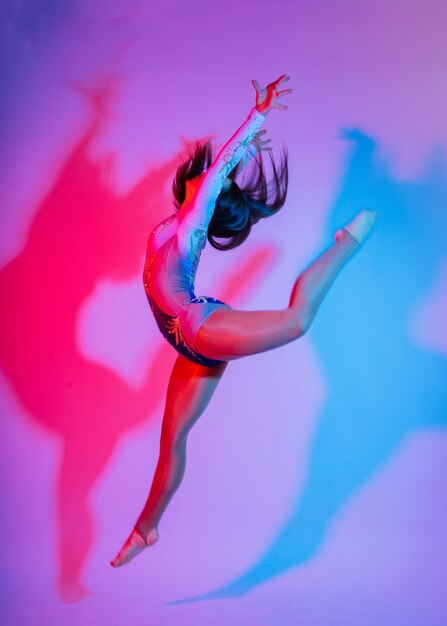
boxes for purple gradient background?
[1,1,447,624]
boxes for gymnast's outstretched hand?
[252,129,272,152]
[252,74,293,115]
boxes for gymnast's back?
[143,209,208,313]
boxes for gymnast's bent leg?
[111,354,227,567]
[195,213,375,361]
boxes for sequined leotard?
[143,106,266,366]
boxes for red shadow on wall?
[0,75,279,602]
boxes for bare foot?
[335,209,378,245]
[110,526,159,568]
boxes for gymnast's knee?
[289,307,312,339]
[159,428,188,455]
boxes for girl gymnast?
[111,74,377,567]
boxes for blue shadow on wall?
[168,129,447,603]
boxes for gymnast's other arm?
[229,129,272,177]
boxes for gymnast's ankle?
[110,525,159,568]
[135,525,159,546]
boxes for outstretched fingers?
[276,88,293,98]
[252,79,262,94]
[254,129,271,149]
[273,73,291,88]
[273,81,292,109]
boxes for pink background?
[1,1,446,624]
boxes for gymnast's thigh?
[179,298,232,355]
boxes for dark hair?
[172,139,288,250]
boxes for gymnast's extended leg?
[195,212,376,361]
[111,355,227,567]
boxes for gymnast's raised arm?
[178,74,292,232]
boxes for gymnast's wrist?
[254,105,268,118]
